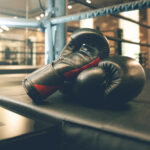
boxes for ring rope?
[72,0,150,29]
[50,0,150,25]
[111,14,150,29]
[107,36,150,47]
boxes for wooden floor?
[0,73,32,104]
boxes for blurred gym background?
[0,0,149,68]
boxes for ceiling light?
[37,28,41,31]
[0,29,3,33]
[1,25,9,31]
[68,5,72,9]
[14,16,18,19]
[86,0,91,4]
[40,14,44,18]
[36,16,41,20]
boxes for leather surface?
[61,56,146,106]
[61,121,150,150]
[1,93,150,142]
[23,28,110,103]
[98,56,145,104]
[0,70,150,149]
[134,69,150,103]
[54,44,100,77]
[60,28,109,59]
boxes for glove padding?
[62,56,146,106]
[23,28,110,104]
[60,28,109,59]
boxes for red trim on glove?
[34,84,59,98]
[64,57,100,79]
[33,57,100,97]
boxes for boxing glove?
[65,56,146,106]
[23,28,110,104]
[60,28,109,59]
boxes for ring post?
[54,0,66,59]
[45,0,55,64]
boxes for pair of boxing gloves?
[23,28,146,106]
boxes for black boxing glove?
[23,28,109,104]
[60,28,109,59]
[66,56,146,106]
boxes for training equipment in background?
[23,28,110,104]
[64,56,146,106]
